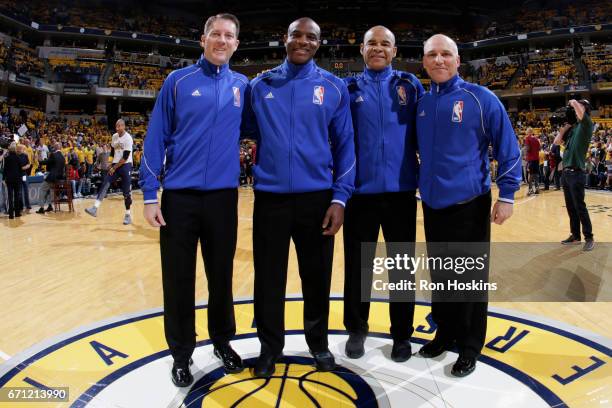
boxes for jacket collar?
[364,65,393,82]
[198,55,230,77]
[283,58,316,79]
[431,74,462,95]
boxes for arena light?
[80,28,85,34]
[31,22,39,29]
[175,39,180,44]
[132,33,137,39]
[569,28,575,34]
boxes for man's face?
[201,18,239,66]
[285,20,320,64]
[361,28,396,71]
[423,36,460,84]
[115,121,125,135]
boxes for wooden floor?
[1,185,611,359]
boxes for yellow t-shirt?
[85,148,94,165]
[76,148,85,164]
[539,150,545,165]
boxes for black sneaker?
[451,356,476,377]
[418,338,454,358]
[45,205,53,212]
[253,352,280,378]
[583,239,594,252]
[213,344,244,374]
[561,235,581,245]
[391,340,412,362]
[310,349,336,372]
[171,361,193,387]
[345,333,366,359]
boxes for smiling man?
[243,17,355,377]
[342,26,424,362]
[415,34,521,377]
[139,13,247,387]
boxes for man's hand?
[491,201,513,225]
[322,203,344,235]
[108,166,115,176]
[568,99,585,121]
[144,203,166,227]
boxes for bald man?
[343,26,424,361]
[85,119,134,224]
[243,17,355,377]
[416,34,521,376]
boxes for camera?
[0,135,12,149]
[549,99,592,127]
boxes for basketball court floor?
[0,185,610,407]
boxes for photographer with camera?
[553,99,594,251]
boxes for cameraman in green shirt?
[554,99,594,251]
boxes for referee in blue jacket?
[140,13,246,387]
[416,34,521,377]
[343,26,424,361]
[243,17,356,377]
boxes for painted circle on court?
[0,299,609,407]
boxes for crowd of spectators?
[476,58,520,90]
[583,44,612,83]
[107,63,172,91]
[1,0,610,46]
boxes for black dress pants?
[253,190,334,356]
[6,181,22,217]
[343,192,417,341]
[160,188,238,364]
[422,192,491,359]
[562,169,593,240]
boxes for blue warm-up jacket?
[243,59,356,205]
[139,56,248,203]
[416,75,521,209]
[344,66,424,194]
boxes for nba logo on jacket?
[452,100,463,122]
[397,86,407,105]
[313,86,325,105]
[233,87,241,107]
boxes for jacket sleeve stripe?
[496,156,521,181]
[173,67,200,101]
[336,159,355,181]
[462,88,486,136]
[320,74,342,110]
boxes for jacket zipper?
[289,82,295,192]
[377,79,384,190]
[204,67,220,185]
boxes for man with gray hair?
[85,119,134,224]
[416,34,521,376]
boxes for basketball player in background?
[85,119,133,225]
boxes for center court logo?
[183,356,379,408]
[0,299,609,407]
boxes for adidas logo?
[355,96,364,103]
[264,92,274,99]
[191,89,201,97]
[419,110,426,117]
